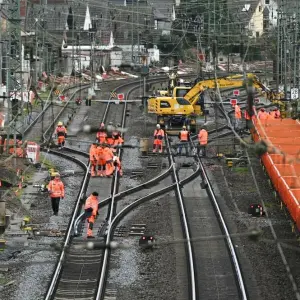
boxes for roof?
[227,0,260,24]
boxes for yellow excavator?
[147,73,285,132]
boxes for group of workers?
[153,124,208,157]
[89,122,123,177]
[234,104,281,129]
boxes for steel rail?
[24,83,90,136]
[44,149,90,300]
[165,135,197,300]
[189,137,248,300]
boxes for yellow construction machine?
[147,73,285,132]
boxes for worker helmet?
[55,173,60,178]
[92,191,99,196]
[274,107,278,111]
[182,125,186,129]
[108,121,113,125]
[58,121,63,126]
[156,124,160,129]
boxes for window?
[160,101,171,108]
[256,31,260,38]
[258,6,262,12]
[265,0,270,4]
[175,88,189,98]
[176,98,190,105]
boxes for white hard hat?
[113,156,118,162]
[156,124,160,129]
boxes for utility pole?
[276,1,281,91]
[131,0,134,64]
[6,0,23,155]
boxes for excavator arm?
[183,76,246,106]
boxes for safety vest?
[84,195,99,215]
[179,130,188,141]
[56,126,67,136]
[89,145,98,161]
[103,147,114,162]
[244,110,251,120]
[198,129,208,145]
[48,179,65,198]
[258,111,268,120]
[235,105,241,119]
[154,129,164,140]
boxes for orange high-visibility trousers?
[87,214,96,237]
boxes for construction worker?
[257,108,268,120]
[270,107,280,119]
[112,123,124,147]
[197,127,208,156]
[153,124,164,153]
[113,155,123,177]
[55,121,67,149]
[96,123,107,144]
[106,122,115,147]
[177,125,190,156]
[84,191,99,238]
[48,174,65,216]
[103,145,114,176]
[234,104,242,129]
[89,143,98,177]
[97,144,106,177]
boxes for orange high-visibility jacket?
[198,129,208,145]
[179,130,189,141]
[235,105,241,119]
[56,126,67,136]
[48,179,65,198]
[153,129,164,140]
[84,195,99,216]
[89,145,98,161]
[257,111,268,120]
[244,110,251,120]
[103,147,114,162]
[96,146,105,165]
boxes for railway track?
[44,75,187,299]
[164,134,247,299]
[40,74,249,300]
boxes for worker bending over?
[48,174,65,216]
[198,127,208,156]
[84,191,99,239]
[112,123,124,147]
[153,124,164,153]
[177,125,190,156]
[55,121,67,149]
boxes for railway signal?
[117,93,124,101]
[230,99,237,106]
[233,90,240,96]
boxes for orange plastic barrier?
[254,118,300,229]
